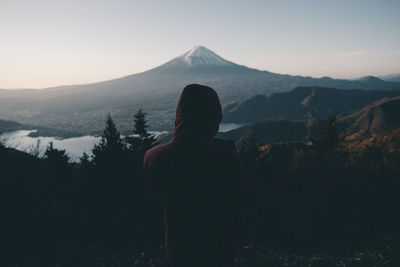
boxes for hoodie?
[143,84,246,267]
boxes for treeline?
[1,113,400,266]
[1,110,158,265]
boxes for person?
[143,84,249,267]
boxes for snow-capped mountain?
[147,46,247,74]
[0,46,399,134]
[170,46,235,66]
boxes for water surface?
[1,123,244,162]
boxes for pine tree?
[322,116,339,149]
[314,115,339,151]
[125,109,157,153]
[92,114,123,165]
[44,142,70,165]
[134,109,150,141]
[79,152,92,168]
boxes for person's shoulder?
[144,141,174,163]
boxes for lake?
[0,130,100,162]
[0,123,244,162]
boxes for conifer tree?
[44,142,70,165]
[126,109,157,153]
[79,152,92,168]
[313,115,339,151]
[134,109,150,141]
[322,116,339,149]
[92,114,123,165]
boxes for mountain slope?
[1,46,400,134]
[219,95,400,146]
[340,96,400,137]
[223,87,400,123]
[216,120,323,146]
[0,119,78,137]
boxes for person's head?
[174,84,222,139]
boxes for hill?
[380,74,400,83]
[340,96,400,138]
[1,46,400,134]
[220,95,400,147]
[0,119,79,138]
[0,119,27,134]
[223,87,400,123]
[216,120,323,147]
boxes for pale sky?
[1,0,399,89]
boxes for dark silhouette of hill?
[0,119,79,137]
[355,75,400,89]
[0,119,26,133]
[0,144,40,161]
[380,73,400,83]
[223,87,400,123]
[220,95,400,146]
[216,120,322,146]
[1,47,400,134]
[357,75,386,85]
[162,92,400,147]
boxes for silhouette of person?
[144,84,249,267]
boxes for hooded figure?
[144,84,247,267]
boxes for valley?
[1,46,400,135]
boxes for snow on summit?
[177,46,234,66]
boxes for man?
[144,84,249,267]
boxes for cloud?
[337,50,367,57]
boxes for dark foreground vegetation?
[1,110,400,266]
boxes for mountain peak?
[177,46,234,66]
[358,75,384,83]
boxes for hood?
[174,84,222,139]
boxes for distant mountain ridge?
[223,87,400,123]
[1,46,400,134]
[379,74,400,83]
